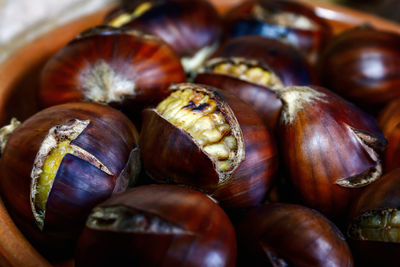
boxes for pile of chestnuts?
[2,0,400,266]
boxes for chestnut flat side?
[0,0,399,266]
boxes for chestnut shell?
[0,102,139,259]
[39,26,185,111]
[214,36,316,86]
[236,203,353,267]
[317,26,400,111]
[223,0,332,64]
[76,184,237,267]
[139,83,278,208]
[105,0,222,58]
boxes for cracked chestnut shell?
[39,26,185,111]
[378,98,400,172]
[140,83,278,208]
[237,203,353,267]
[195,57,284,131]
[0,102,140,259]
[76,184,237,267]
[347,168,400,266]
[223,0,332,64]
[317,26,400,111]
[277,85,386,218]
[214,35,316,86]
[104,0,222,72]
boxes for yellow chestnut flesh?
[108,2,153,27]
[156,89,237,172]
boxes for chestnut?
[214,35,316,86]
[195,57,283,131]
[0,102,140,259]
[76,184,237,267]
[378,98,400,171]
[277,85,386,218]
[140,83,278,209]
[104,0,222,72]
[39,26,185,111]
[223,0,332,64]
[236,203,353,267]
[317,26,400,111]
[347,168,400,266]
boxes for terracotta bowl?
[0,0,399,266]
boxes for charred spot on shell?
[252,4,318,30]
[30,119,112,230]
[348,208,400,243]
[156,83,245,183]
[200,57,284,89]
[87,206,187,234]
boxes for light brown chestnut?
[139,83,278,209]
[277,85,386,218]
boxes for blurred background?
[0,0,399,62]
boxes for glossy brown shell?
[0,102,139,259]
[105,0,222,58]
[140,83,278,208]
[237,203,353,267]
[214,36,316,86]
[76,184,237,267]
[39,26,185,110]
[317,26,400,111]
[223,0,332,64]
[278,86,386,218]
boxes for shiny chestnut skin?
[214,36,316,86]
[377,98,400,172]
[0,102,140,259]
[104,0,222,72]
[236,203,353,267]
[195,57,283,131]
[317,26,400,111]
[223,0,332,64]
[347,168,400,266]
[140,83,278,209]
[39,26,185,111]
[277,85,386,218]
[76,184,237,267]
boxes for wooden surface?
[0,0,399,266]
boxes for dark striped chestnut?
[237,203,353,267]
[223,0,332,64]
[195,57,284,131]
[317,26,400,111]
[104,0,222,72]
[378,98,400,172]
[214,35,316,86]
[0,102,140,259]
[140,83,278,209]
[76,184,237,267]
[347,168,400,266]
[39,26,185,111]
[277,85,386,218]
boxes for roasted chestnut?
[195,57,283,131]
[214,36,316,86]
[377,98,400,172]
[140,83,278,208]
[76,184,237,267]
[0,102,140,259]
[104,0,222,72]
[223,0,332,64]
[277,85,386,218]
[347,168,400,266]
[236,203,353,267]
[39,26,185,111]
[317,26,400,111]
